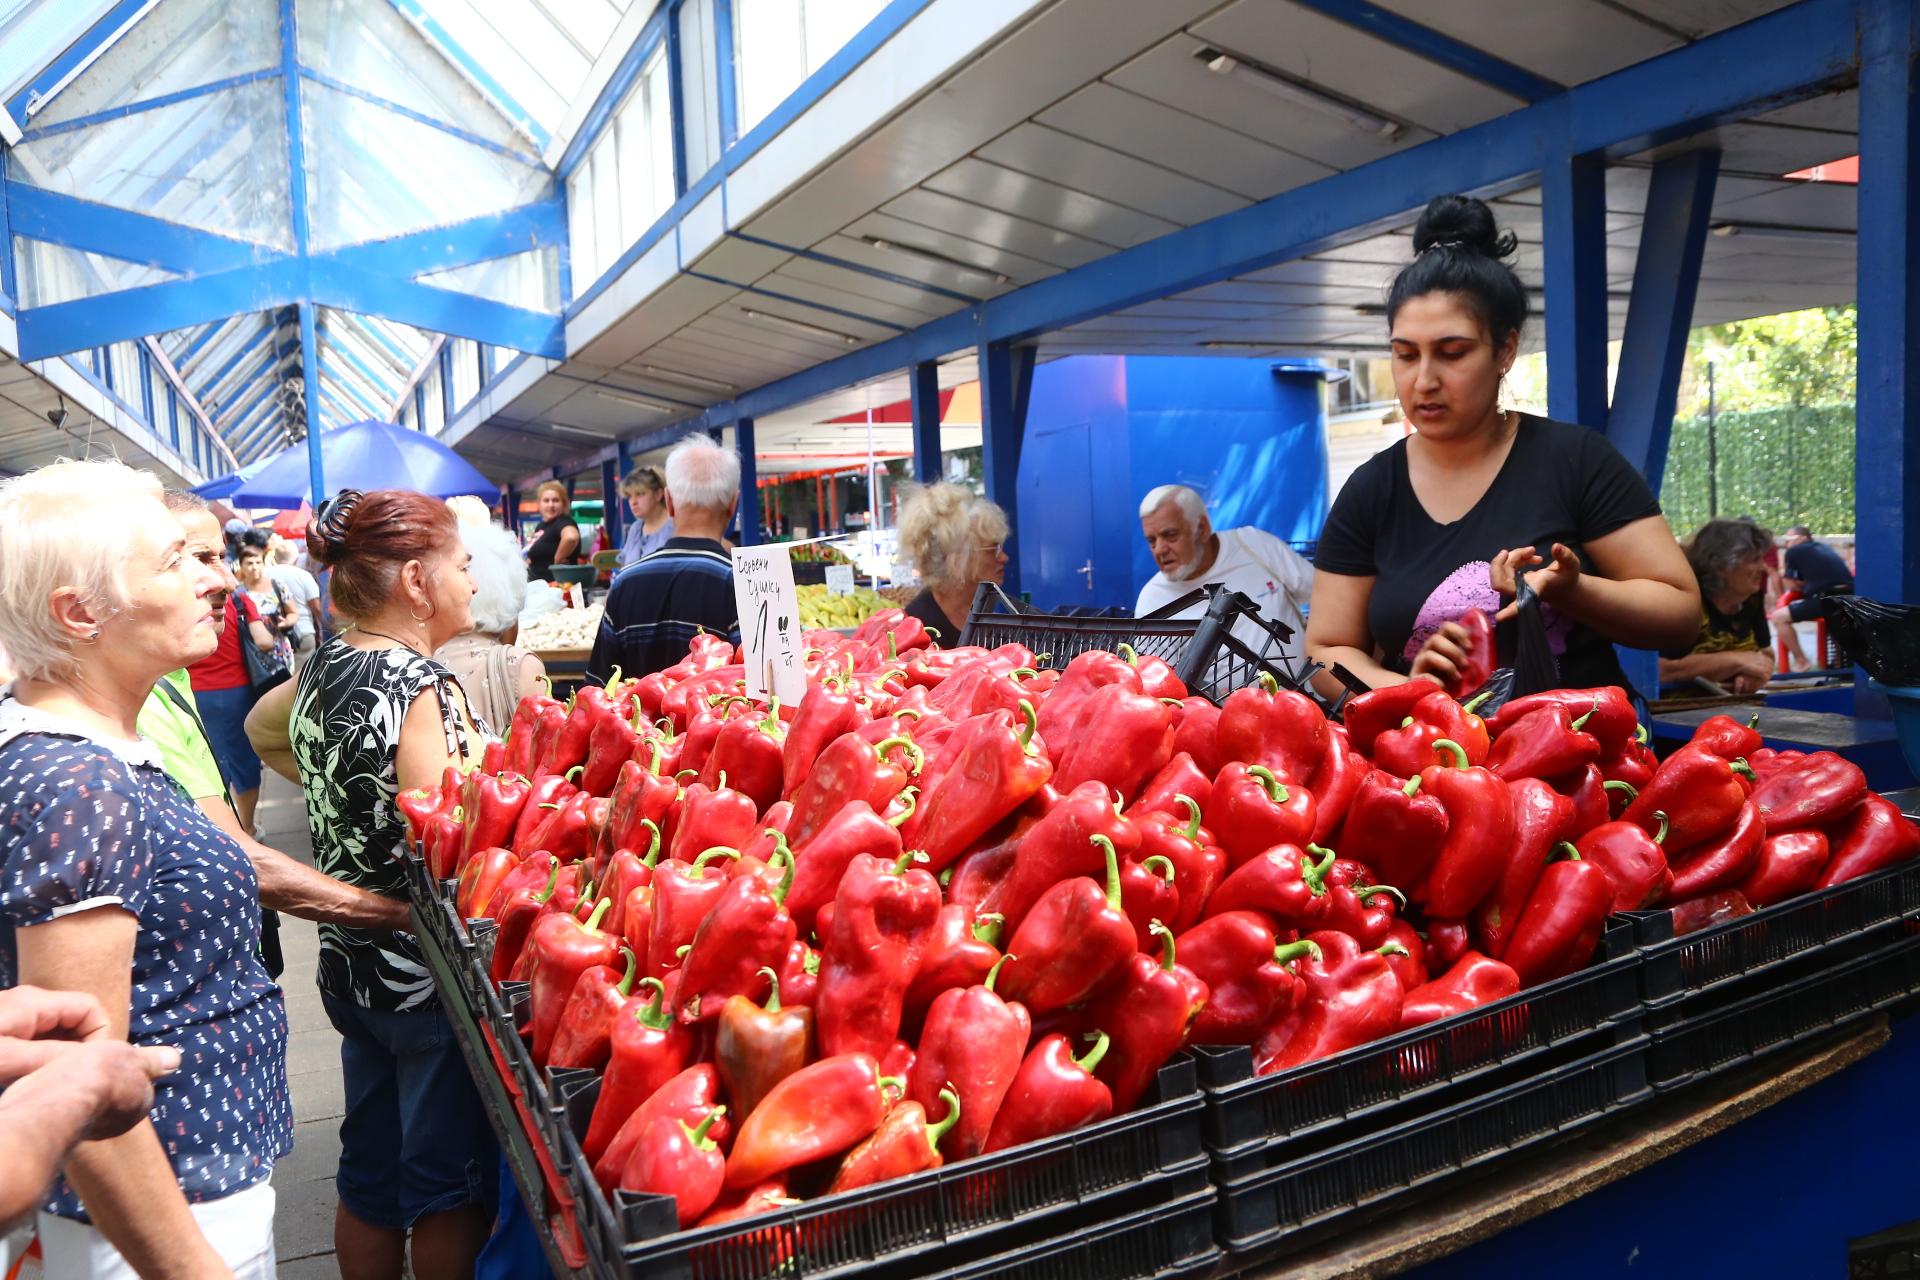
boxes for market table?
[532,647,592,694]
[1650,705,1913,792]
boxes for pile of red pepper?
[402,624,1920,1232]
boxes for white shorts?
[35,1180,275,1280]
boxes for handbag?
[238,596,291,694]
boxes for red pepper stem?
[1176,794,1203,842]
[1652,811,1670,845]
[1152,920,1176,972]
[644,739,664,776]
[1257,671,1281,695]
[758,966,782,1013]
[1358,884,1407,907]
[1747,711,1761,728]
[873,735,925,776]
[1637,723,1650,745]
[616,946,637,996]
[639,818,662,867]
[1303,845,1338,895]
[675,769,698,783]
[635,978,672,1030]
[760,696,782,735]
[535,860,561,903]
[1118,643,1139,666]
[1550,841,1582,863]
[1377,941,1411,958]
[927,1088,962,1153]
[1463,690,1495,712]
[887,632,898,660]
[584,898,611,932]
[773,841,796,904]
[1075,1030,1111,1074]
[892,850,927,876]
[984,954,1013,993]
[691,847,741,877]
[972,913,1004,947]
[537,674,554,698]
[1403,776,1422,798]
[1248,766,1287,804]
[1093,835,1123,910]
[607,666,625,691]
[1432,738,1469,770]
[1731,759,1755,780]
[1603,780,1638,803]
[684,1107,725,1150]
[1572,696,1599,731]
[1142,855,1175,884]
[1274,939,1321,965]
[565,765,583,785]
[887,787,919,828]
[1017,700,1040,756]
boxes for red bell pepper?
[775,939,820,1008]
[1380,919,1428,991]
[1035,650,1142,746]
[1204,763,1316,869]
[506,683,564,776]
[1419,739,1516,917]
[620,1108,728,1227]
[1424,917,1469,970]
[1471,777,1573,960]
[668,782,761,863]
[716,968,815,1122]
[511,767,579,854]
[525,700,570,776]
[1398,951,1520,1029]
[646,847,739,979]
[526,789,598,864]
[998,835,1138,1013]
[1687,711,1763,761]
[1254,930,1404,1074]
[816,851,943,1059]
[723,1053,891,1189]
[1309,729,1367,845]
[1668,800,1765,899]
[422,805,465,879]
[1735,829,1830,907]
[1503,844,1614,986]
[1489,687,1638,757]
[1342,680,1436,759]
[902,904,1003,1036]
[1051,683,1175,806]
[982,1031,1114,1153]
[1135,796,1226,935]
[619,884,653,964]
[1486,701,1602,782]
[1749,747,1807,778]
[1374,691,1490,778]
[1622,746,1752,851]
[1203,842,1336,929]
[549,947,639,1069]
[594,1061,727,1195]
[1817,794,1920,887]
[1118,643,1186,701]
[602,830,661,939]
[983,780,1140,935]
[1182,917,1315,1047]
[1129,752,1214,826]
[1322,876,1405,951]
[898,704,1055,873]
[1444,607,1496,697]
[785,800,908,942]
[1599,734,1657,794]
[489,855,560,981]
[1080,922,1209,1111]
[528,899,616,1067]
[1750,751,1869,835]
[827,1089,960,1193]
[1168,696,1223,778]
[1575,812,1672,911]
[907,955,1030,1160]
[675,854,798,1023]
[580,980,696,1163]
[781,677,861,799]
[1668,888,1756,935]
[1553,763,1610,839]
[539,693,606,780]
[1118,855,1179,953]
[456,771,532,872]
[786,732,921,852]
[397,779,452,847]
[456,845,518,920]
[1216,672,1330,785]
[582,699,647,797]
[699,699,787,815]
[1339,770,1450,892]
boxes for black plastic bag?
[1824,596,1920,685]
[1469,574,1558,713]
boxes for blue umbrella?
[228,420,498,508]
[190,455,271,500]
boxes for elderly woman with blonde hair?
[435,519,547,732]
[0,458,291,1279]
[896,482,1010,647]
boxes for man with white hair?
[1135,484,1314,663]
[587,435,742,682]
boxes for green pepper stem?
[1357,884,1406,908]
[774,838,796,904]
[1637,723,1650,745]
[1257,671,1281,695]
[891,850,922,875]
[927,1088,962,1152]
[1550,841,1582,863]
[1432,738,1469,770]
[874,735,925,777]
[639,818,662,867]
[972,913,1004,947]
[1603,780,1638,803]
[675,769,698,783]
[644,739,664,776]
[565,765,583,785]
[535,859,560,903]
[888,787,919,828]
[1273,939,1320,966]
[1142,855,1175,884]
[1747,711,1761,728]
[1652,810,1669,845]
[1075,1030,1111,1074]
[691,847,740,877]
[616,946,637,996]
[1731,758,1755,780]
[1248,765,1287,804]
[1152,920,1176,972]
[985,953,1013,993]
[583,898,611,932]
[877,1075,906,1093]
[1118,643,1138,665]
[1377,941,1411,958]
[1303,844,1338,895]
[758,966,782,1013]
[1403,775,1423,798]
[635,977,672,1030]
[606,666,624,691]
[1017,700,1040,756]
[684,1107,725,1150]
[1176,794,1203,842]
[1093,835,1123,910]
[1463,690,1495,713]
[1572,695,1599,731]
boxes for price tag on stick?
[825,564,855,596]
[732,546,807,706]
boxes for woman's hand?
[1407,623,1472,689]
[1490,543,1582,619]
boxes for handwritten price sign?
[731,545,806,706]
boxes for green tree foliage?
[1679,305,1855,415]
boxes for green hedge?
[1658,404,1854,537]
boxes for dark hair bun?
[308,489,364,567]
[1411,193,1517,260]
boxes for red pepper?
[1135,797,1226,935]
[1488,687,1638,757]
[512,767,579,854]
[1204,763,1316,869]
[1035,650,1143,746]
[775,939,820,1008]
[1553,763,1610,839]
[1129,752,1214,826]
[898,704,1055,873]
[1374,692,1491,778]
[525,700,570,776]
[1749,748,1807,778]
[1380,919,1428,991]
[1424,918,1470,970]
[1817,794,1920,887]
[699,698,788,815]
[908,954,1030,1159]
[1669,888,1756,935]
[602,827,661,939]
[668,782,761,863]
[1309,729,1367,846]
[816,851,943,1059]
[1503,844,1614,986]
[1078,922,1209,1111]
[1444,607,1496,697]
[781,677,861,799]
[646,847,739,979]
[506,683,564,775]
[581,699,647,797]
[983,1031,1114,1153]
[1418,739,1516,917]
[619,884,653,963]
[1736,829,1831,907]
[677,694,754,780]
[1118,643,1186,701]
[1169,697,1223,778]
[1575,812,1672,911]
[488,855,559,981]
[827,1089,960,1193]
[982,780,1140,935]
[1486,701,1603,783]
[527,789,598,864]
[1622,746,1752,851]
[1203,842,1337,930]
[455,771,532,875]
[539,694,603,780]
[1254,930,1404,1074]
[1118,855,1179,953]
[786,800,909,942]
[1471,778,1573,960]
[549,947,639,1069]
[1051,683,1175,806]
[455,845,518,920]
[901,904,1003,1036]
[1216,672,1330,785]
[620,1108,728,1227]
[579,981,696,1164]
[786,732,921,852]
[1667,800,1765,899]
[1322,875,1405,951]
[697,1177,802,1230]
[1750,751,1870,835]
[422,805,465,879]
[717,967,815,1122]
[1399,951,1520,1029]
[1599,735,1657,794]
[675,853,798,1023]
[397,781,452,847]
[1687,711,1763,761]
[1342,680,1437,759]
[594,1060,726,1195]
[723,1053,891,1189]
[528,899,616,1067]
[1339,770,1450,892]
[1181,914,1315,1046]
[998,835,1138,1013]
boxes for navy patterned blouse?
[0,696,291,1220]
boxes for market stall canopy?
[228,420,498,508]
[191,457,272,501]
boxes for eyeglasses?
[973,543,1004,556]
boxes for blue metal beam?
[6,0,153,124]
[555,8,672,180]
[384,0,549,152]
[308,263,565,358]
[8,187,282,276]
[325,201,567,279]
[297,68,541,165]
[735,417,759,546]
[601,456,622,547]
[726,231,981,305]
[978,341,1034,596]
[1287,0,1561,103]
[1541,133,1612,429]
[20,70,282,141]
[1608,147,1720,486]
[909,360,942,483]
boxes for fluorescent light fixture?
[1711,221,1855,243]
[640,365,735,392]
[1199,49,1402,139]
[741,308,861,346]
[593,388,677,411]
[861,236,1012,284]
[550,423,614,438]
[1203,340,1387,353]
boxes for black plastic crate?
[1190,917,1641,1178]
[1210,1037,1650,1254]
[901,1189,1219,1280]
[1645,924,1920,1091]
[1630,858,1920,1003]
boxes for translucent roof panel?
[408,0,637,142]
[9,80,294,249]
[15,236,181,306]
[28,0,279,128]
[0,0,118,108]
[417,245,560,313]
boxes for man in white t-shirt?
[1134,484,1314,667]
[268,541,322,655]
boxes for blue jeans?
[321,992,496,1231]
[195,682,262,794]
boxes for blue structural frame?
[734,416,759,546]
[909,360,942,483]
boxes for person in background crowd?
[1659,518,1777,696]
[618,467,675,569]
[435,519,547,734]
[270,540,322,656]
[0,986,180,1243]
[895,482,1010,648]
[245,490,493,1280]
[0,457,291,1280]
[236,545,297,670]
[1305,193,1698,697]
[1770,524,1856,671]
[523,480,578,582]
[189,533,278,834]
[1135,484,1314,666]
[588,436,740,682]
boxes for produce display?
[399,604,1920,1235]
[519,602,604,652]
[796,583,889,630]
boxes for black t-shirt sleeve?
[1313,447,1394,577]
[1571,427,1664,544]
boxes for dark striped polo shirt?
[587,537,741,683]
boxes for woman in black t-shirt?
[524,479,580,582]
[1307,195,1700,698]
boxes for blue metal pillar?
[1857,1,1920,614]
[978,342,1035,596]
[909,360,943,483]
[600,457,621,549]
[1541,143,1612,429]
[300,302,326,502]
[735,417,760,546]
[1609,148,1720,488]
[504,484,520,535]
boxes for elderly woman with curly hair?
[1658,518,1778,696]
[435,518,547,734]
[895,483,1010,648]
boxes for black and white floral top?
[0,694,290,1219]
[290,638,478,1012]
